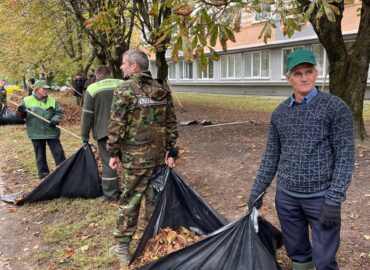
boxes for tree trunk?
[299,0,370,140]
[156,49,168,81]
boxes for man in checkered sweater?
[248,50,355,270]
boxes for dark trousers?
[32,139,66,178]
[75,95,83,106]
[275,188,340,270]
[97,138,119,199]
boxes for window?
[253,4,272,23]
[311,44,328,77]
[220,54,242,78]
[168,62,176,79]
[282,47,304,75]
[244,50,270,78]
[197,59,214,79]
[179,60,193,79]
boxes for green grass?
[174,92,284,112]
[2,90,369,269]
[174,92,370,120]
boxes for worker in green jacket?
[81,65,124,201]
[17,80,66,179]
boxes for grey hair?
[123,49,149,70]
[286,65,318,77]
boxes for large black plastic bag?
[1,146,103,204]
[0,107,25,125]
[139,210,283,270]
[131,167,227,263]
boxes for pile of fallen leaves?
[129,227,200,269]
[61,104,82,126]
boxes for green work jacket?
[21,94,63,139]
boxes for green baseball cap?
[286,49,317,71]
[34,80,51,89]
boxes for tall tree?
[146,0,369,140]
[61,0,136,78]
[134,0,173,81]
[0,0,94,84]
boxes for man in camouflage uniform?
[107,49,178,263]
[0,77,7,112]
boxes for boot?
[293,261,315,270]
[109,243,131,263]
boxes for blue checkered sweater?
[252,91,355,204]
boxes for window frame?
[179,60,193,80]
[244,50,270,79]
[168,62,176,80]
[311,44,328,78]
[220,53,242,79]
[197,58,214,80]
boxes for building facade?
[149,1,370,98]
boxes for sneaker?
[109,243,131,263]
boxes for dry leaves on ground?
[129,227,200,269]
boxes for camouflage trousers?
[114,167,156,244]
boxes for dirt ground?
[1,99,370,270]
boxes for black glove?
[16,105,26,118]
[49,119,59,128]
[248,192,264,210]
[319,203,341,230]
[17,105,26,113]
[167,147,179,158]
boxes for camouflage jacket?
[108,71,178,169]
[0,87,6,111]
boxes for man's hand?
[319,203,341,230]
[248,193,264,210]
[82,140,89,150]
[49,119,59,128]
[16,105,27,118]
[165,156,175,168]
[109,157,121,170]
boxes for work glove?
[319,203,341,230]
[17,105,26,113]
[167,147,179,158]
[82,140,89,150]
[248,192,265,210]
[49,119,59,128]
[16,105,27,118]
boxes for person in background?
[107,49,178,264]
[248,50,355,270]
[0,77,7,112]
[17,80,66,179]
[27,78,35,96]
[80,65,124,202]
[84,68,96,91]
[72,72,86,106]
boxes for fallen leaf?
[8,207,16,213]
[364,235,370,240]
[64,247,74,258]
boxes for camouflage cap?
[0,77,6,81]
[34,80,51,89]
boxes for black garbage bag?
[0,107,25,125]
[0,146,103,204]
[138,210,283,270]
[131,167,228,263]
